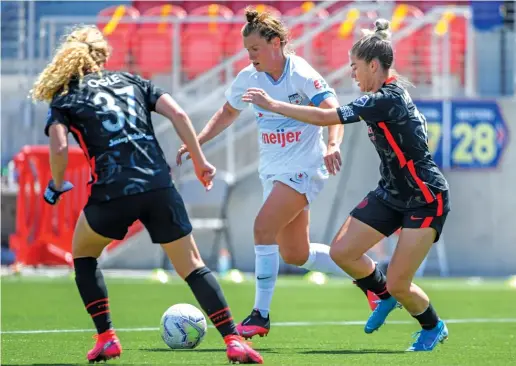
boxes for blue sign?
[416,101,444,168]
[470,1,504,32]
[414,100,509,169]
[450,101,508,169]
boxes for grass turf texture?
[2,275,515,365]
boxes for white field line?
[2,318,516,335]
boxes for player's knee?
[329,243,353,266]
[280,246,308,266]
[329,245,343,263]
[253,218,277,243]
[72,240,101,259]
[386,278,410,298]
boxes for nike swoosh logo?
[256,276,271,280]
[410,215,423,220]
[240,330,255,335]
[289,178,300,184]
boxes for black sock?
[413,303,439,330]
[353,280,368,296]
[74,257,112,334]
[185,267,238,338]
[354,265,391,300]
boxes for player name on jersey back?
[86,74,123,88]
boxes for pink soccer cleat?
[224,335,264,364]
[236,309,270,340]
[87,329,122,363]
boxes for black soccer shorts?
[351,190,449,243]
[84,187,193,243]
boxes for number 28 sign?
[416,100,509,169]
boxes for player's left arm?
[48,124,69,189]
[45,108,70,190]
[242,88,341,126]
[243,88,395,126]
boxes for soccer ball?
[160,303,207,349]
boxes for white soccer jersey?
[225,55,336,176]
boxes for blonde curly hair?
[30,25,110,103]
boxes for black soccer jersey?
[45,71,173,202]
[336,77,449,209]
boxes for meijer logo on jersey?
[261,129,301,147]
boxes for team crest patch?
[288,93,303,105]
[353,95,370,107]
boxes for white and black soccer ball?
[160,303,207,349]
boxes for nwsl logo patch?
[353,95,370,107]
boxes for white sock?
[300,243,349,277]
[253,244,279,318]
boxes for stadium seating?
[449,15,467,82]
[421,12,467,84]
[182,4,234,80]
[319,7,378,73]
[97,5,140,71]
[284,2,329,68]
[94,2,467,86]
[389,4,428,83]
[133,1,225,14]
[391,4,466,84]
[133,4,187,78]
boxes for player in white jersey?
[177,7,375,339]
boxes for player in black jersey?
[30,25,263,364]
[241,19,449,352]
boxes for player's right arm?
[176,68,252,165]
[176,102,241,166]
[197,102,241,146]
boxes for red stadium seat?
[449,15,467,80]
[182,4,234,80]
[133,4,187,78]
[97,5,140,71]
[225,4,281,75]
[276,1,304,14]
[320,8,377,73]
[396,0,462,12]
[421,13,467,84]
[284,2,328,68]
[133,1,229,14]
[226,1,277,13]
[389,4,429,84]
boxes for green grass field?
[2,274,516,365]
